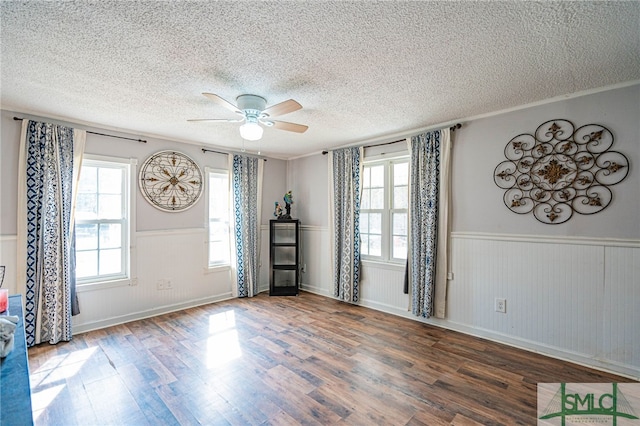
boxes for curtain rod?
[201,148,267,161]
[321,122,462,155]
[13,116,147,143]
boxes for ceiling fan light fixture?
[192,93,307,139]
[239,121,263,141]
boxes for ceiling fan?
[188,93,308,141]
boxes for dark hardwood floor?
[28,291,634,425]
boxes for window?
[75,156,132,284]
[207,169,230,267]
[360,157,408,262]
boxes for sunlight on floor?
[30,346,98,387]
[30,346,98,422]
[31,384,66,421]
[206,310,242,368]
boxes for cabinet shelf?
[269,219,299,296]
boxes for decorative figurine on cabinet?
[280,190,293,219]
[274,201,283,219]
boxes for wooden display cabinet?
[269,219,300,296]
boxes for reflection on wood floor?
[28,291,634,425]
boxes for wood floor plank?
[84,374,150,425]
[449,413,487,426]
[28,291,636,425]
[154,383,205,425]
[115,362,181,425]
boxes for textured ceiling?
[1,1,639,159]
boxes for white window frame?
[76,155,137,290]
[206,167,231,271]
[360,154,409,264]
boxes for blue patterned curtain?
[17,120,86,346]
[329,147,363,303]
[230,154,263,297]
[408,129,451,318]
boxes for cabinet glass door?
[273,223,296,244]
[273,270,296,288]
[273,246,296,265]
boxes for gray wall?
[0,111,23,234]
[0,110,286,235]
[285,84,640,379]
[287,153,329,227]
[288,84,640,238]
[262,157,287,223]
[451,85,640,238]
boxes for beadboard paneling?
[0,235,17,293]
[299,226,332,296]
[73,228,233,333]
[3,228,638,378]
[260,225,332,296]
[259,227,270,293]
[300,229,639,379]
[602,245,640,369]
[448,237,605,355]
[359,261,409,313]
[1,230,235,333]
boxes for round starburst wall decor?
[493,119,629,224]
[139,150,203,212]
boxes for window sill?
[361,259,406,272]
[77,278,131,292]
[205,264,231,274]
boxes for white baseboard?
[358,296,640,381]
[72,292,233,335]
[300,287,640,381]
[435,320,640,381]
[300,282,331,297]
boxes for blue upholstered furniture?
[0,295,34,425]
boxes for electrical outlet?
[447,272,454,280]
[165,279,173,289]
[495,298,506,313]
[301,264,307,273]
[130,278,138,286]
[157,279,164,290]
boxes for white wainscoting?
[1,229,234,334]
[298,228,640,379]
[446,233,640,379]
[3,227,638,378]
[259,226,270,294]
[0,235,18,294]
[259,224,332,296]
[298,225,332,296]
[71,228,234,333]
[601,245,640,373]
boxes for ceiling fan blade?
[187,118,244,123]
[270,120,309,133]
[202,93,241,114]
[262,99,302,117]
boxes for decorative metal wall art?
[139,150,203,212]
[494,119,629,224]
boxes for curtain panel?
[229,154,263,298]
[407,128,451,319]
[329,147,364,303]
[17,120,85,346]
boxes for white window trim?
[76,154,137,291]
[390,158,408,262]
[361,154,409,265]
[205,167,231,272]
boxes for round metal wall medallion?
[139,150,203,212]
[493,119,629,224]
